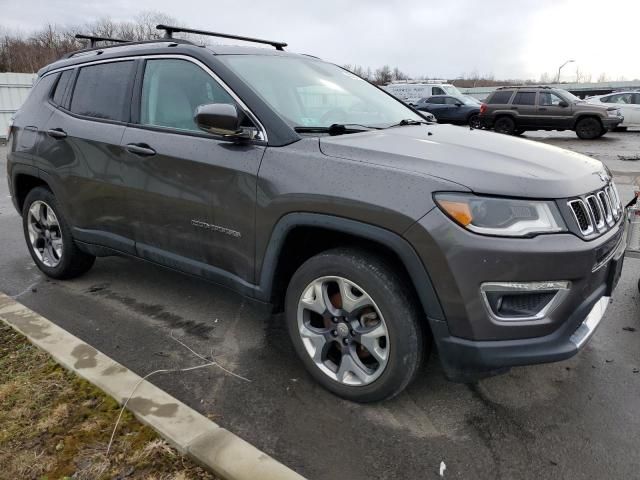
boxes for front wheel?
[285,248,427,402]
[575,117,603,139]
[22,187,95,279]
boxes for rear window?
[52,70,73,106]
[70,61,134,121]
[512,92,536,105]
[488,90,514,104]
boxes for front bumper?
[602,116,623,129]
[405,206,627,381]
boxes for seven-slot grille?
[568,184,621,236]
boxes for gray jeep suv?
[6,27,628,402]
[480,86,623,139]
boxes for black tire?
[597,127,607,138]
[575,117,603,139]
[614,126,628,132]
[468,113,482,129]
[493,116,516,134]
[22,187,95,279]
[284,248,427,402]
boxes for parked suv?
[414,94,481,128]
[480,86,623,139]
[7,28,628,402]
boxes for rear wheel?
[494,116,516,134]
[575,117,603,139]
[22,187,95,279]
[285,248,426,402]
[468,113,482,129]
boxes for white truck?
[382,82,463,104]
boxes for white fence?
[0,72,37,139]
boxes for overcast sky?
[2,0,638,81]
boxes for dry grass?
[0,322,219,480]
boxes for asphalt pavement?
[1,131,639,480]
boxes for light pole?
[556,59,575,83]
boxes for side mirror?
[455,102,463,107]
[558,101,569,108]
[194,103,257,140]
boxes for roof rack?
[75,34,131,48]
[156,24,287,51]
[496,85,553,90]
[62,38,194,59]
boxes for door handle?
[46,128,67,139]
[126,143,156,156]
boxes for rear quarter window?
[70,61,134,121]
[51,70,74,106]
[512,92,536,105]
[487,90,514,104]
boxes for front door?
[536,91,571,128]
[120,57,265,284]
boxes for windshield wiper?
[386,119,431,128]
[294,123,380,136]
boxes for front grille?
[567,183,622,237]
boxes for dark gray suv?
[480,86,623,139]
[6,27,628,402]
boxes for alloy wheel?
[27,200,63,267]
[296,276,389,386]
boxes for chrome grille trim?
[586,195,604,229]
[568,199,594,235]
[598,191,614,225]
[567,182,622,237]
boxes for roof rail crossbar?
[156,24,287,51]
[75,34,131,48]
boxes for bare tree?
[373,65,392,85]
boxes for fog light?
[481,281,570,321]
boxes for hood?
[319,124,609,198]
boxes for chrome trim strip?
[480,281,571,322]
[598,191,614,226]
[41,54,268,142]
[570,296,609,348]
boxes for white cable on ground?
[105,330,251,456]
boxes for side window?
[52,70,73,106]
[538,92,563,106]
[634,94,640,105]
[427,97,444,104]
[70,61,134,121]
[606,93,633,104]
[487,90,513,104]
[513,92,536,105]
[140,59,234,132]
[443,96,459,105]
[432,87,445,95]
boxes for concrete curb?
[0,292,305,480]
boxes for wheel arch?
[11,165,48,214]
[573,113,603,129]
[257,213,445,322]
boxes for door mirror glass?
[195,103,256,140]
[558,100,569,108]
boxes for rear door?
[120,57,265,283]
[40,60,137,253]
[510,91,537,127]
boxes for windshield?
[556,89,582,103]
[220,55,423,128]
[442,85,463,96]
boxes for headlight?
[608,109,620,117]
[434,193,566,237]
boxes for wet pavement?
[1,131,639,479]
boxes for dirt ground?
[0,322,219,480]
